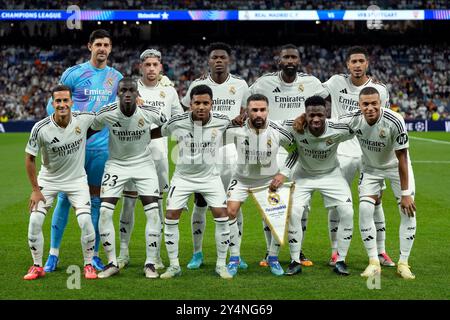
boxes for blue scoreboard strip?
[0,9,448,21]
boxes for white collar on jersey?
[277,71,298,86]
[51,113,72,129]
[208,73,231,85]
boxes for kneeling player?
[91,78,167,279]
[24,86,97,280]
[225,94,297,276]
[284,96,355,276]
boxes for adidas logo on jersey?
[300,139,309,144]
[51,137,60,144]
[346,198,352,203]
[356,129,363,135]
[340,88,348,94]
[148,242,157,248]
[273,87,281,93]
[112,122,122,127]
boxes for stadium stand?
[0,44,448,121]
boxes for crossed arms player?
[24,85,98,280]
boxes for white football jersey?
[339,108,409,173]
[319,75,390,157]
[225,119,296,183]
[181,74,249,118]
[283,119,353,176]
[138,79,183,129]
[91,102,166,166]
[26,112,95,185]
[161,111,230,180]
[250,71,323,121]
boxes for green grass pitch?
[0,132,449,300]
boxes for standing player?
[317,46,395,267]
[250,44,323,267]
[44,29,123,272]
[225,94,298,276]
[339,87,416,279]
[24,85,97,280]
[283,96,355,276]
[154,85,233,279]
[181,42,249,270]
[116,49,183,270]
[92,78,167,279]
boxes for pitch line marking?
[409,136,450,145]
[412,160,450,164]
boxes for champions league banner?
[249,182,294,246]
[0,10,448,21]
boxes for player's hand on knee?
[400,195,416,217]
[269,174,286,192]
[29,190,45,212]
[293,113,307,134]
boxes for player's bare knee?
[166,210,182,220]
[210,207,227,218]
[139,195,158,206]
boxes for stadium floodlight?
[97,21,101,25]
[123,21,127,25]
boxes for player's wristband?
[401,189,411,196]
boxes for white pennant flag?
[249,182,295,246]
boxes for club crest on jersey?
[298,84,304,92]
[211,129,218,139]
[379,129,386,138]
[229,86,236,95]
[138,118,145,128]
[267,138,272,148]
[106,78,114,87]
[227,191,231,198]
[160,91,166,98]
[326,138,333,146]
[75,126,81,135]
[268,192,280,206]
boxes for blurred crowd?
[1,0,448,10]
[0,44,448,121]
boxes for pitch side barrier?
[0,9,448,21]
[2,120,450,133]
